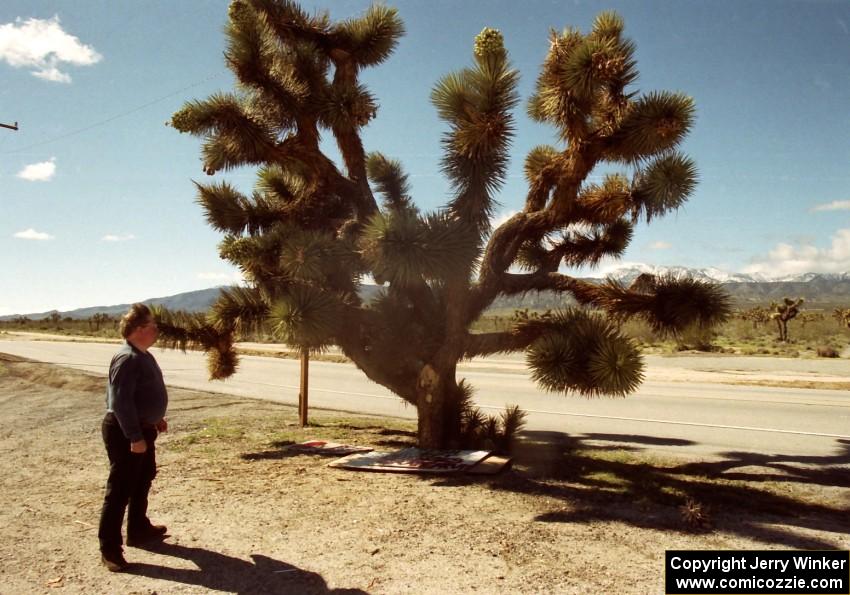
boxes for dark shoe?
[101,549,129,572]
[126,524,168,547]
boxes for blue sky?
[1,0,849,315]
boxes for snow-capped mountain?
[594,264,850,285]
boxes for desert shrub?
[620,318,660,346]
[816,346,839,358]
[675,323,717,352]
[459,385,527,454]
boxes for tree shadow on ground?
[241,440,299,461]
[241,427,416,461]
[127,541,367,595]
[459,431,850,549]
[672,439,850,488]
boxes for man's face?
[136,317,159,348]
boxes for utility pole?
[1,121,18,131]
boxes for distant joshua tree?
[769,298,803,342]
[739,306,771,329]
[798,311,824,328]
[833,308,850,329]
[88,312,111,332]
[160,1,729,449]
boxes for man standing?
[98,303,169,571]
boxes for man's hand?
[156,418,168,433]
[130,439,148,454]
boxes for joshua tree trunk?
[416,364,463,449]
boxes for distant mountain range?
[599,264,850,285]
[3,266,848,321]
[0,287,225,321]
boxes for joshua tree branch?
[463,328,540,358]
[336,316,419,403]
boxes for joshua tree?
[739,306,771,329]
[88,312,110,332]
[769,298,803,342]
[833,308,850,329]
[799,311,823,328]
[163,1,729,449]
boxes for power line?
[1,71,225,154]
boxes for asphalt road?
[2,339,849,462]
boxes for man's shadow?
[127,541,368,595]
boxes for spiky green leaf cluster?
[151,306,238,379]
[319,83,378,128]
[196,181,284,235]
[631,152,698,222]
[360,210,479,286]
[366,152,413,212]
[523,145,559,182]
[457,380,527,453]
[172,0,406,178]
[527,11,637,141]
[431,28,519,230]
[524,309,644,397]
[557,219,633,267]
[578,173,632,222]
[607,92,695,162]
[268,285,345,350]
[334,4,406,68]
[217,223,359,294]
[599,274,731,335]
[208,286,271,335]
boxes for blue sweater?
[106,342,168,442]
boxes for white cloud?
[13,228,53,240]
[649,241,672,250]
[0,16,102,83]
[811,200,850,212]
[489,210,519,230]
[742,228,850,277]
[16,157,56,181]
[101,234,135,242]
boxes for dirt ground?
[1,354,848,595]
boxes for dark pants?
[98,413,158,553]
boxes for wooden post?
[299,349,309,427]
